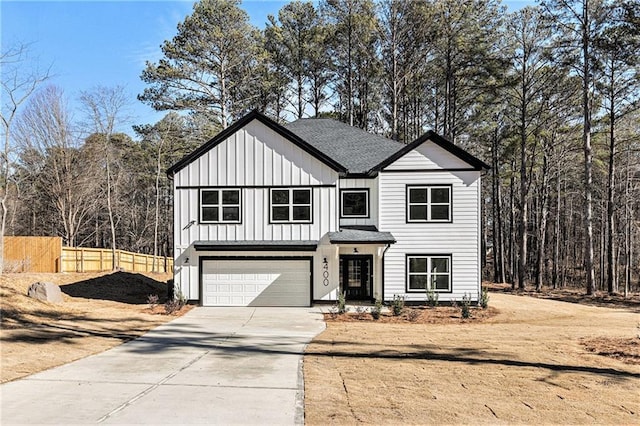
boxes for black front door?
[339,255,373,300]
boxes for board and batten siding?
[172,119,339,300]
[379,139,482,302]
[338,178,379,228]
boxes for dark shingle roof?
[284,119,404,174]
[328,229,396,244]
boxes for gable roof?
[166,111,347,177]
[167,111,489,177]
[284,119,404,175]
[371,130,490,172]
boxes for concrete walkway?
[0,307,325,425]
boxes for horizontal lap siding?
[379,170,481,302]
[384,141,471,170]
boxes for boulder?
[27,282,64,304]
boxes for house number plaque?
[322,261,329,286]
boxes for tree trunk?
[536,142,550,292]
[582,0,596,296]
[552,153,561,289]
[606,89,617,294]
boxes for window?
[341,189,369,218]
[407,185,451,222]
[200,189,241,223]
[270,188,312,223]
[407,255,451,292]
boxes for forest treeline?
[1,0,639,294]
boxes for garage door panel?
[201,259,311,307]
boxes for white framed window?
[340,189,369,218]
[407,185,451,222]
[200,189,241,223]
[407,255,451,292]
[270,188,312,223]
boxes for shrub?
[460,293,472,319]
[147,294,159,309]
[426,287,439,308]
[371,297,383,320]
[354,306,367,319]
[164,299,182,315]
[391,294,405,316]
[164,287,187,315]
[479,287,490,309]
[407,309,421,322]
[336,291,348,314]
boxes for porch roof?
[328,228,396,244]
[193,240,318,251]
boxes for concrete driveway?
[0,307,325,425]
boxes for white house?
[167,111,489,306]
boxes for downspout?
[381,243,391,302]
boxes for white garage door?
[201,259,311,307]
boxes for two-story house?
[167,111,489,306]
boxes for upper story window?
[200,189,241,223]
[407,255,451,292]
[270,188,312,223]
[341,189,369,218]
[407,185,451,222]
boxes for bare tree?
[0,44,50,273]
[14,86,98,247]
[79,86,130,269]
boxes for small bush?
[479,287,490,309]
[371,297,383,320]
[426,287,439,307]
[354,306,367,319]
[164,287,187,315]
[461,293,472,319]
[147,294,159,309]
[335,291,348,314]
[164,299,182,315]
[391,294,405,316]
[407,309,421,322]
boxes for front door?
[339,255,373,301]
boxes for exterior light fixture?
[353,248,359,254]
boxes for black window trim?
[405,253,453,293]
[269,187,313,224]
[199,188,242,224]
[340,188,370,219]
[406,184,453,223]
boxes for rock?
[27,282,64,304]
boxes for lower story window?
[407,255,451,292]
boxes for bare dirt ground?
[304,292,640,425]
[0,271,188,383]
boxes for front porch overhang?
[193,240,319,252]
[328,228,396,245]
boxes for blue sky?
[2,0,533,136]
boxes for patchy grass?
[0,271,189,383]
[304,293,640,425]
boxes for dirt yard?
[304,293,640,425]
[0,271,186,383]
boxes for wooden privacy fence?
[3,236,173,273]
[61,248,173,273]
[3,236,62,272]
